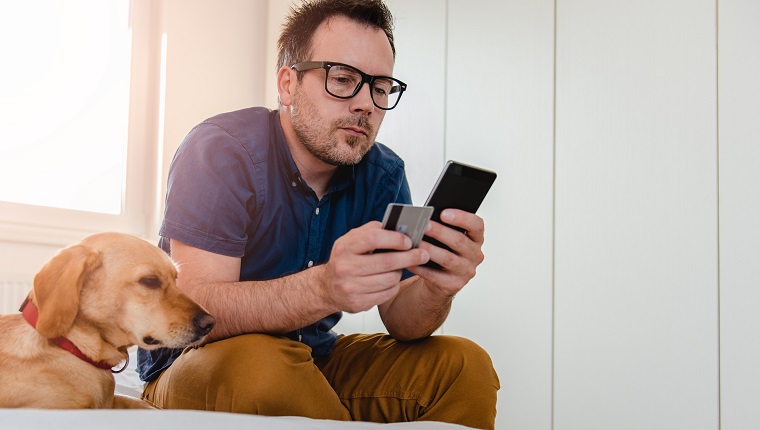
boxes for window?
[0,0,161,245]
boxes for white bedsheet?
[0,410,472,429]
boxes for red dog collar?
[19,296,128,373]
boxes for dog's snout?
[193,313,215,336]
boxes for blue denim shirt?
[137,107,412,382]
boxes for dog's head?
[31,232,214,350]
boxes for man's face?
[289,16,395,166]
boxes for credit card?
[380,203,434,248]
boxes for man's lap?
[142,332,498,428]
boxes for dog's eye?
[139,276,162,289]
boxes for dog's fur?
[0,232,214,409]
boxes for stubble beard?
[291,86,377,166]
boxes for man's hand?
[375,210,486,341]
[321,221,430,313]
[409,209,486,296]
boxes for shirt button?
[315,208,320,215]
[307,260,314,268]
[291,181,297,188]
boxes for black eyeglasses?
[291,61,407,110]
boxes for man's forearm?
[183,265,337,342]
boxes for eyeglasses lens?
[326,65,402,110]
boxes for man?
[137,0,499,428]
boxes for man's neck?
[292,150,336,200]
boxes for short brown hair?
[277,0,396,70]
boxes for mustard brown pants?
[142,333,500,429]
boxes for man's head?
[277,0,395,71]
[276,0,400,167]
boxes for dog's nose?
[193,313,215,336]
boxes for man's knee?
[186,334,316,411]
[147,334,348,418]
[423,336,498,379]
[417,335,501,408]
[415,336,500,429]
[204,334,311,387]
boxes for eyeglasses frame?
[290,61,407,111]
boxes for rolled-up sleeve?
[160,123,257,257]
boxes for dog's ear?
[32,245,102,338]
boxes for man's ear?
[277,65,296,106]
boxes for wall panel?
[554,1,719,429]
[446,1,556,429]
[718,1,760,428]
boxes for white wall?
[350,1,756,429]
[445,1,757,429]
[444,1,555,429]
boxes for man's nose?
[349,82,376,113]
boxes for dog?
[0,232,214,409]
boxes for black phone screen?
[422,161,497,269]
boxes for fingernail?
[441,210,454,222]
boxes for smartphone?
[378,203,434,252]
[422,161,497,269]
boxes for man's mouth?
[341,126,368,137]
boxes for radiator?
[0,276,33,314]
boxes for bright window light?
[0,0,131,215]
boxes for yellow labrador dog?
[0,232,214,409]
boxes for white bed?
[0,410,471,430]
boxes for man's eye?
[372,79,393,96]
[331,75,356,86]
